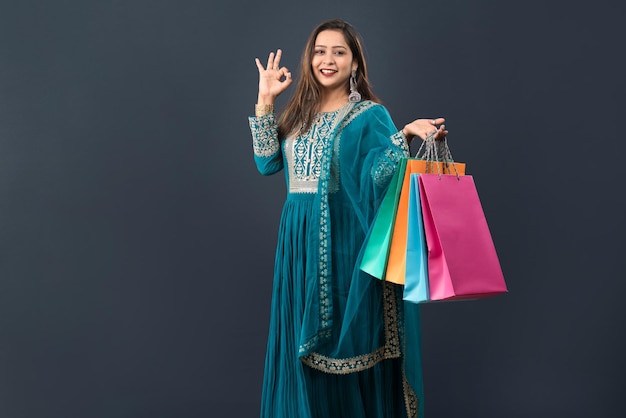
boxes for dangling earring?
[348,69,361,103]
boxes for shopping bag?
[360,159,407,279]
[403,174,429,303]
[418,174,507,300]
[384,158,466,284]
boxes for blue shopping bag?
[403,174,430,303]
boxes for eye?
[334,51,345,55]
[314,49,324,55]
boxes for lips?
[320,69,337,76]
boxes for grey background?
[1,0,624,417]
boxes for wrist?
[402,126,415,143]
[257,93,276,105]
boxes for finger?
[435,125,448,139]
[255,58,266,72]
[433,117,446,126]
[266,51,275,71]
[278,66,290,78]
[277,67,292,84]
[274,49,283,69]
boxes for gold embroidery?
[249,114,279,157]
[403,372,419,418]
[300,281,401,372]
[338,100,376,128]
[372,131,410,187]
[391,130,410,150]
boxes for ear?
[352,62,358,72]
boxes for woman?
[249,19,447,418]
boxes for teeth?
[321,69,336,74]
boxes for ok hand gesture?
[255,49,293,104]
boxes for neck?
[319,89,349,112]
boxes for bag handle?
[413,134,460,179]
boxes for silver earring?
[348,70,361,102]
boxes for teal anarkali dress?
[249,100,424,418]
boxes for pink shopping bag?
[418,174,507,301]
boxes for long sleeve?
[371,130,410,188]
[248,113,284,175]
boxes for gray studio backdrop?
[0,1,624,417]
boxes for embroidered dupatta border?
[302,283,418,418]
[313,101,374,333]
[297,101,370,355]
[301,282,400,372]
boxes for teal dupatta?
[296,101,423,417]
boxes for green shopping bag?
[360,158,406,279]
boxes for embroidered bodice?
[284,109,341,194]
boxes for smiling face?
[311,29,356,97]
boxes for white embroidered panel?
[285,110,341,194]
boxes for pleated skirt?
[260,194,411,418]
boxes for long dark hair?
[277,19,380,139]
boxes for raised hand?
[255,49,293,104]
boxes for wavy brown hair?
[277,19,380,139]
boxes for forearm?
[370,131,410,187]
[248,112,283,175]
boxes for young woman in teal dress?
[248,19,448,418]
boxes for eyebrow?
[314,45,348,49]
